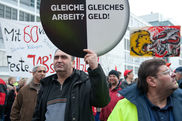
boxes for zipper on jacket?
[60,84,63,91]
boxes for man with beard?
[108,59,182,121]
[32,49,110,121]
[99,70,123,121]
[10,65,46,121]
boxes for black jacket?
[32,64,110,121]
[178,79,182,88]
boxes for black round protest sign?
[40,0,130,57]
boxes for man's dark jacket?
[178,79,182,88]
[32,65,110,121]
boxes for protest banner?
[0,19,89,77]
[40,0,130,57]
[0,19,57,77]
[130,26,181,57]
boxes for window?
[0,4,17,20]
[124,38,130,51]
[0,4,4,18]
[24,12,30,21]
[31,0,35,7]
[20,0,34,7]
[19,11,35,21]
[36,16,40,22]
[0,27,4,49]
[11,8,17,20]
[125,65,133,70]
[30,15,35,21]
[134,58,140,63]
[125,52,133,63]
[124,38,127,50]
[179,59,182,65]
[19,11,24,21]
[37,0,41,9]
[5,6,11,19]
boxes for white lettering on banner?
[52,13,85,20]
[88,13,109,19]
[51,4,84,11]
[87,4,124,11]
[50,3,125,21]
[51,4,85,21]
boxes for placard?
[40,0,130,57]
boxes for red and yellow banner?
[130,26,181,57]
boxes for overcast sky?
[128,0,182,27]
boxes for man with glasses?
[11,65,46,121]
[108,59,182,121]
[174,66,182,89]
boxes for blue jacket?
[178,79,182,89]
[118,84,182,121]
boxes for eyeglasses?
[157,69,174,76]
[37,70,46,73]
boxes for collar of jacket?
[118,84,156,121]
[119,83,182,105]
[29,80,40,92]
[41,69,89,86]
[118,84,139,104]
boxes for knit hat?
[175,67,182,73]
[108,70,119,79]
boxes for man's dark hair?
[137,59,166,94]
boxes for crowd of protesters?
[1,50,182,121]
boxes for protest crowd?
[1,49,182,121]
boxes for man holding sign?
[32,49,110,121]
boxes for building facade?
[0,0,40,22]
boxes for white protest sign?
[40,0,130,57]
[0,19,57,77]
[0,18,95,77]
